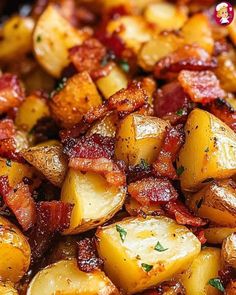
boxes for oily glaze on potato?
[115,113,169,166]
[187,179,236,227]
[22,144,68,187]
[33,5,88,77]
[180,247,221,295]
[0,216,31,283]
[204,227,236,244]
[0,282,18,295]
[96,216,201,294]
[50,72,102,128]
[61,169,126,234]
[26,259,119,295]
[177,109,236,191]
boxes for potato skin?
[50,72,102,128]
[187,179,236,227]
[26,259,119,295]
[222,233,236,268]
[177,109,236,191]
[0,216,31,283]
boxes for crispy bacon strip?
[163,200,207,227]
[77,238,103,273]
[60,81,147,142]
[153,125,185,180]
[207,98,236,132]
[65,134,126,186]
[154,82,193,125]
[178,70,225,104]
[69,38,106,75]
[29,201,73,263]
[154,45,217,79]
[0,73,25,113]
[128,177,178,206]
[0,176,36,231]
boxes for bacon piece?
[178,70,225,104]
[127,161,152,184]
[219,267,236,287]
[77,238,103,273]
[0,74,25,113]
[153,125,185,180]
[163,200,207,227]
[0,176,36,231]
[192,228,207,244]
[29,201,73,263]
[69,38,106,74]
[128,177,178,206]
[0,119,15,140]
[154,82,193,125]
[139,281,185,295]
[207,98,236,132]
[154,45,217,79]
[60,82,147,141]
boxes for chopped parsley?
[118,59,130,73]
[36,35,42,42]
[139,159,149,170]
[6,159,11,167]
[205,147,209,152]
[176,165,185,176]
[154,241,168,252]
[116,225,127,242]
[141,263,153,272]
[208,278,224,292]
[176,108,185,116]
[50,77,67,97]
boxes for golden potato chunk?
[180,247,221,295]
[22,145,68,187]
[187,179,236,226]
[0,216,31,283]
[0,282,18,295]
[61,169,126,234]
[177,109,236,191]
[26,259,119,295]
[204,227,236,244]
[33,5,87,77]
[15,94,50,132]
[96,216,201,294]
[50,72,102,128]
[115,113,169,166]
[222,233,236,268]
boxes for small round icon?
[214,2,234,26]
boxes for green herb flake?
[116,225,127,242]
[141,263,153,272]
[205,147,209,152]
[119,60,130,73]
[6,159,11,167]
[176,108,185,116]
[139,159,149,170]
[154,241,168,252]
[36,35,42,42]
[208,278,224,292]
[176,165,185,176]
[50,77,67,98]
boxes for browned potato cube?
[222,233,236,268]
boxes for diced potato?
[22,145,68,187]
[138,33,184,71]
[33,5,88,77]
[0,216,31,283]
[182,13,214,54]
[14,130,29,152]
[222,233,236,268]
[177,109,236,191]
[106,16,152,53]
[228,8,236,46]
[15,93,49,132]
[204,227,236,244]
[96,216,201,294]
[61,169,126,234]
[0,16,34,62]
[180,247,221,295]
[115,113,169,166]
[96,63,128,99]
[36,140,61,147]
[26,259,119,295]
[187,179,236,227]
[214,53,236,93]
[50,72,102,128]
[102,0,158,12]
[144,3,187,31]
[87,112,118,138]
[0,282,18,295]
[125,197,162,216]
[0,157,36,187]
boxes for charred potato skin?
[222,233,236,268]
